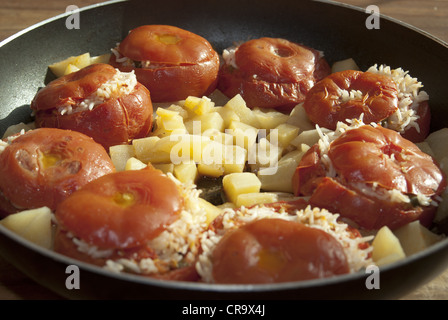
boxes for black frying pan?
[1,0,448,300]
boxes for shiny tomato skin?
[110,25,220,102]
[31,64,154,150]
[303,70,399,130]
[293,125,447,230]
[211,218,349,284]
[31,64,116,111]
[55,167,184,249]
[0,128,115,217]
[217,37,331,111]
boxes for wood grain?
[1,0,448,300]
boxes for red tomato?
[31,63,153,150]
[217,37,331,112]
[303,70,399,130]
[211,218,349,284]
[55,167,183,249]
[0,128,115,218]
[292,125,447,230]
[109,25,220,102]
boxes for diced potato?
[184,96,215,115]
[109,144,136,171]
[217,202,236,210]
[48,52,91,77]
[191,112,225,133]
[371,226,406,266]
[223,94,260,128]
[331,58,360,73]
[0,207,52,249]
[2,122,33,139]
[198,198,223,225]
[215,106,241,128]
[203,129,234,145]
[166,104,190,119]
[124,157,147,171]
[228,120,259,151]
[286,103,315,131]
[155,111,186,134]
[258,149,304,193]
[425,128,448,163]
[152,163,175,174]
[198,162,225,178]
[173,161,198,185]
[90,53,111,64]
[289,127,332,149]
[223,145,247,174]
[393,221,443,256]
[248,138,283,172]
[64,64,80,75]
[132,136,172,163]
[235,192,278,208]
[252,108,289,130]
[222,172,261,204]
[170,134,211,164]
[415,141,436,158]
[268,123,300,148]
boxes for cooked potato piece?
[235,192,278,208]
[252,107,289,130]
[258,149,304,193]
[0,207,52,249]
[132,136,172,163]
[228,120,258,151]
[393,221,443,256]
[152,163,175,174]
[188,112,225,133]
[286,103,315,131]
[215,106,240,128]
[222,145,247,174]
[248,138,283,172]
[372,226,406,266]
[331,58,360,73]
[2,122,34,139]
[124,157,147,171]
[184,96,215,116]
[64,64,80,75]
[198,198,223,225]
[170,134,211,163]
[48,52,91,77]
[198,162,225,178]
[425,128,448,163]
[289,127,332,149]
[223,94,260,128]
[174,161,198,185]
[268,123,300,148]
[222,172,261,204]
[89,53,111,64]
[109,144,136,171]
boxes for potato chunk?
[393,221,443,256]
[372,226,406,266]
[0,207,52,249]
[222,172,261,204]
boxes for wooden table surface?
[1,0,448,300]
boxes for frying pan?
[1,0,448,300]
